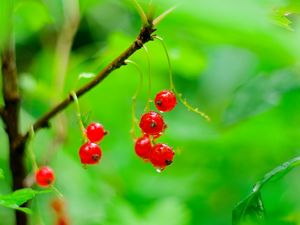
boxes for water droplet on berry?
[156,168,162,173]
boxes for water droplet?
[156,168,162,173]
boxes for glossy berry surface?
[135,135,152,159]
[139,111,166,135]
[35,166,55,187]
[86,122,106,143]
[155,90,177,112]
[79,142,102,164]
[149,143,175,169]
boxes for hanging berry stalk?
[125,59,144,139]
[154,35,211,121]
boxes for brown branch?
[1,33,27,225]
[18,25,156,147]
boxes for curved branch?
[18,26,156,147]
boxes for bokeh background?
[1,0,300,224]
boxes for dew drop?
[156,168,162,173]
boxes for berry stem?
[154,36,211,121]
[27,126,39,172]
[70,91,87,140]
[125,59,143,139]
[51,185,64,198]
[143,45,152,112]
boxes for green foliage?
[14,0,52,42]
[0,188,49,214]
[233,157,300,225]
[1,0,300,224]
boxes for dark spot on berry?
[156,100,162,106]
[165,159,173,165]
[92,154,100,161]
[151,121,157,128]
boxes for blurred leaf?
[223,70,300,125]
[233,157,300,225]
[14,0,53,42]
[0,188,48,214]
[272,9,293,31]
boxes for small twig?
[18,26,156,147]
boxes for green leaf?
[232,156,300,225]
[272,9,293,31]
[233,192,265,225]
[223,70,300,126]
[0,188,50,214]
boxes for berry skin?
[86,122,106,143]
[139,111,166,135]
[149,143,175,170]
[135,135,152,160]
[79,142,102,165]
[35,166,55,187]
[155,90,177,112]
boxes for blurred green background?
[1,0,300,224]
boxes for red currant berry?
[135,135,152,160]
[155,90,177,112]
[79,142,102,165]
[35,166,55,187]
[149,143,174,170]
[139,111,166,135]
[86,122,106,143]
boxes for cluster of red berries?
[79,122,107,165]
[135,90,177,171]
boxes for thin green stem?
[70,91,87,140]
[125,59,144,139]
[143,45,152,112]
[154,35,211,121]
[51,185,64,198]
[27,126,38,172]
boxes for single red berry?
[135,135,152,160]
[155,90,177,112]
[139,111,166,135]
[86,122,106,143]
[35,166,55,187]
[79,142,102,165]
[149,143,175,170]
